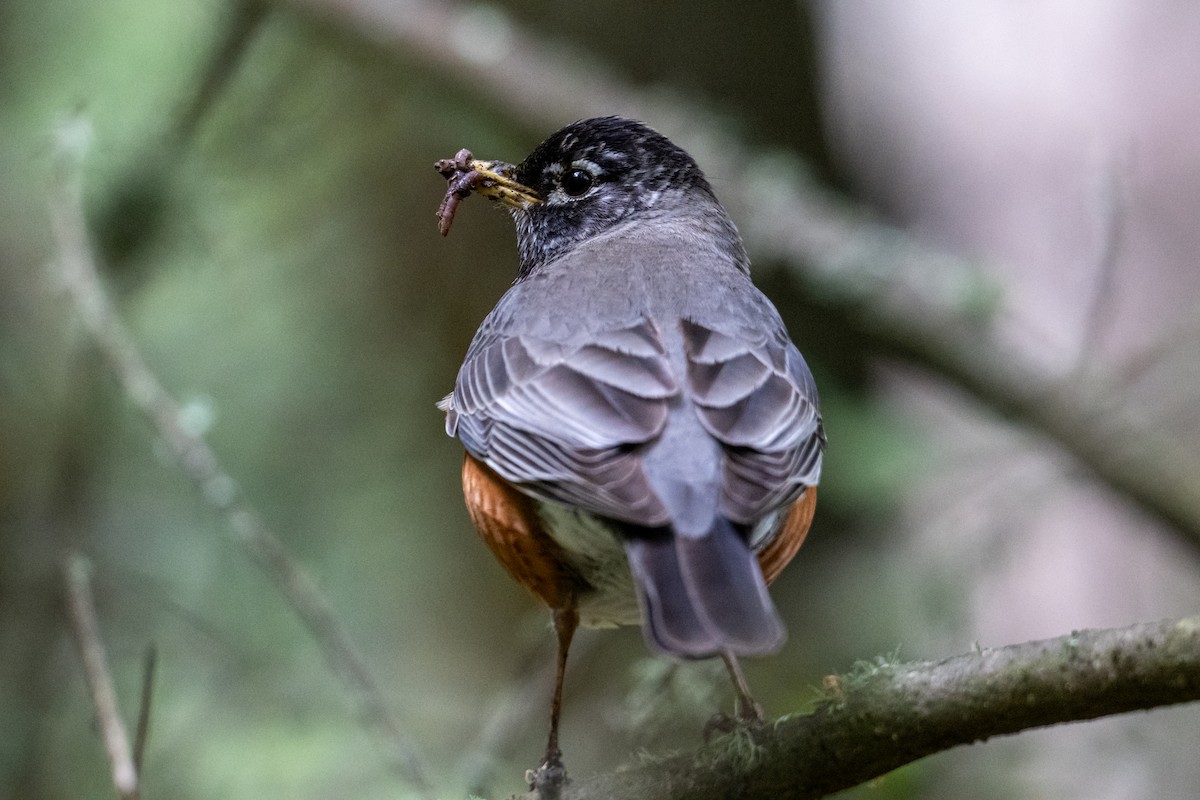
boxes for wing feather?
[445,317,677,526]
[446,305,824,531]
[681,318,824,524]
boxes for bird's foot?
[525,750,569,800]
[703,700,768,744]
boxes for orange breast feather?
[461,454,583,610]
[756,487,817,586]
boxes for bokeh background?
[2,1,1199,798]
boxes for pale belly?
[534,501,643,628]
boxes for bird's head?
[436,117,744,275]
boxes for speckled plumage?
[511,116,749,277]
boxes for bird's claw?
[525,750,569,800]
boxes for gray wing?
[443,316,679,526]
[444,296,823,529]
[680,317,824,525]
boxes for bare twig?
[63,551,140,800]
[561,616,1200,800]
[1074,155,1126,376]
[175,0,272,143]
[289,0,1200,551]
[133,645,157,774]
[48,118,434,797]
[1115,303,1200,387]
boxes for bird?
[435,116,824,790]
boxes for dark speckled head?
[510,117,746,276]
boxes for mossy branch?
[559,616,1200,799]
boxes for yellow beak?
[465,159,540,211]
[436,149,540,235]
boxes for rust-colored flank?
[463,452,814,600]
[757,487,817,586]
[461,453,581,609]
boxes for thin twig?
[63,551,140,800]
[48,117,434,798]
[290,0,1200,550]
[133,645,157,774]
[175,0,272,143]
[1115,302,1200,387]
[1073,155,1126,376]
[562,616,1200,800]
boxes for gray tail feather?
[625,518,785,659]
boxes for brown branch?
[48,118,434,798]
[288,0,1200,552]
[63,551,140,800]
[559,616,1200,800]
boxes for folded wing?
[444,318,678,526]
[681,318,825,525]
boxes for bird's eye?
[561,168,594,197]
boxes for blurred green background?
[1,3,909,797]
[3,1,1197,799]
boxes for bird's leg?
[704,652,767,741]
[545,604,579,762]
[528,604,579,797]
[721,651,765,723]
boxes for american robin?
[435,117,824,789]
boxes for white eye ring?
[570,158,602,175]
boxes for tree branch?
[559,616,1200,800]
[174,0,272,144]
[48,118,434,798]
[289,0,1200,551]
[63,551,140,800]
